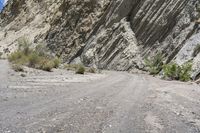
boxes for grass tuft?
[75,64,85,74]
[53,58,61,68]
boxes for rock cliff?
[1,0,200,78]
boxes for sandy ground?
[0,60,200,133]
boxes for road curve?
[0,60,200,133]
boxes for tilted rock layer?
[1,0,200,77]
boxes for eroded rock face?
[0,0,57,53]
[1,0,200,74]
[82,19,139,70]
[46,0,111,62]
[82,0,200,72]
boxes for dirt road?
[0,60,9,88]
[0,60,200,133]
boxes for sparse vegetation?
[53,58,61,68]
[163,63,180,80]
[144,52,192,82]
[144,53,164,75]
[28,52,41,68]
[75,64,85,74]
[8,37,60,72]
[39,60,55,72]
[64,64,80,71]
[192,44,200,57]
[12,64,24,72]
[179,62,193,82]
[163,62,192,82]
[64,64,97,74]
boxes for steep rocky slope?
[1,0,200,77]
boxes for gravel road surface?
[0,60,200,133]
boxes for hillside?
[1,1,200,132]
[0,0,200,78]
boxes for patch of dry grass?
[8,37,60,72]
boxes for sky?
[0,0,8,12]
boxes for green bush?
[163,62,192,82]
[8,51,26,63]
[75,65,85,74]
[193,44,200,57]
[28,52,41,68]
[39,60,55,72]
[163,63,180,80]
[179,62,192,82]
[8,38,60,72]
[65,64,96,74]
[144,53,164,75]
[53,58,60,68]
